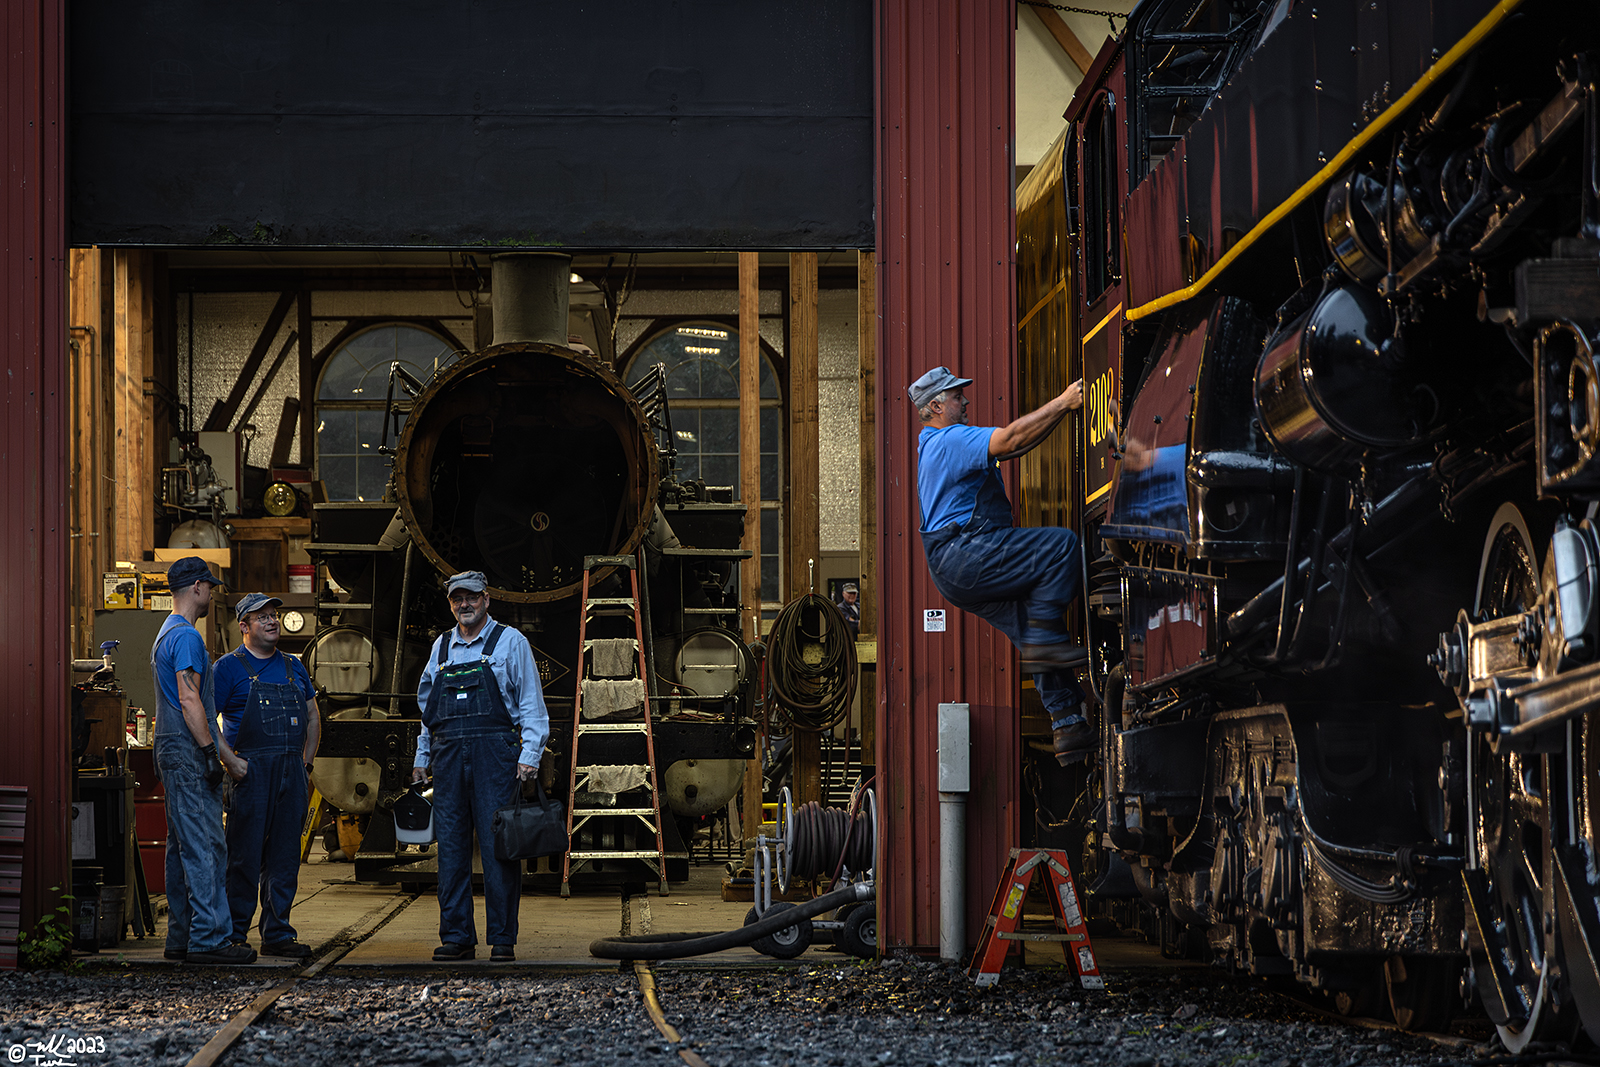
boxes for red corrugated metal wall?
[876,0,1021,952]
[1,0,68,932]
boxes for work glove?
[201,743,225,790]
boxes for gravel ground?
[0,957,1494,1067]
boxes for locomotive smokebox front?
[393,252,659,602]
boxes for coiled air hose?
[588,881,875,960]
[786,800,873,884]
[765,593,858,731]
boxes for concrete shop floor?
[102,856,1185,972]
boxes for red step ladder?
[968,848,1103,989]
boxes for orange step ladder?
[968,847,1104,989]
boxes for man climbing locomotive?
[908,366,1092,765]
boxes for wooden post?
[112,251,152,563]
[788,253,823,808]
[739,252,765,843]
[68,250,101,656]
[857,250,878,769]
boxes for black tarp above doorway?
[69,2,873,249]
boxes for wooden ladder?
[968,847,1103,988]
[560,553,669,897]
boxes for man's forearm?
[303,700,321,764]
[992,395,1071,459]
[177,672,214,747]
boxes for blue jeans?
[225,751,309,945]
[924,523,1087,721]
[155,735,232,953]
[430,732,522,947]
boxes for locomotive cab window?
[623,322,784,606]
[315,323,457,502]
[1082,91,1121,302]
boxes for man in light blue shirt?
[412,570,548,962]
[910,366,1093,765]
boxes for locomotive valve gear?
[910,368,1091,767]
[413,571,549,961]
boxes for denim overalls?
[222,647,310,947]
[918,432,1088,721]
[423,623,523,948]
[151,615,232,954]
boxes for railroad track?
[179,886,721,1067]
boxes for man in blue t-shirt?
[151,556,255,964]
[213,592,321,958]
[909,366,1094,765]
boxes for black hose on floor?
[589,882,875,961]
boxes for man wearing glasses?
[213,592,321,957]
[412,571,549,962]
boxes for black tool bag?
[491,780,568,861]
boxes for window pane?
[761,509,781,602]
[320,455,358,502]
[761,408,780,501]
[702,409,738,455]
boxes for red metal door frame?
[875,0,1021,952]
[1,0,69,934]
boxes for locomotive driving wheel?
[1469,504,1576,1051]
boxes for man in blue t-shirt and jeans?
[909,366,1094,765]
[151,556,255,964]
[214,592,321,957]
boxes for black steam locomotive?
[1017,0,1600,1044]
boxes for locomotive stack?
[1017,0,1600,1045]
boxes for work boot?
[188,943,258,965]
[1052,719,1097,767]
[433,942,474,961]
[1020,642,1089,673]
[261,939,313,958]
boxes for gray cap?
[234,592,283,621]
[907,366,974,408]
[842,583,858,594]
[446,571,489,595]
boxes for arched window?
[623,321,783,604]
[316,323,458,502]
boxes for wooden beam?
[787,253,822,808]
[202,290,295,432]
[787,252,820,601]
[857,251,878,639]
[235,330,299,432]
[112,251,152,563]
[68,250,100,655]
[738,253,762,644]
[298,291,313,466]
[739,252,764,843]
[1033,6,1094,74]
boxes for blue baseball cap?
[234,592,284,621]
[907,366,974,408]
[167,556,224,592]
[446,571,489,595]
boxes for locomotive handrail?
[1125,0,1526,324]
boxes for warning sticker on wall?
[924,609,946,633]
